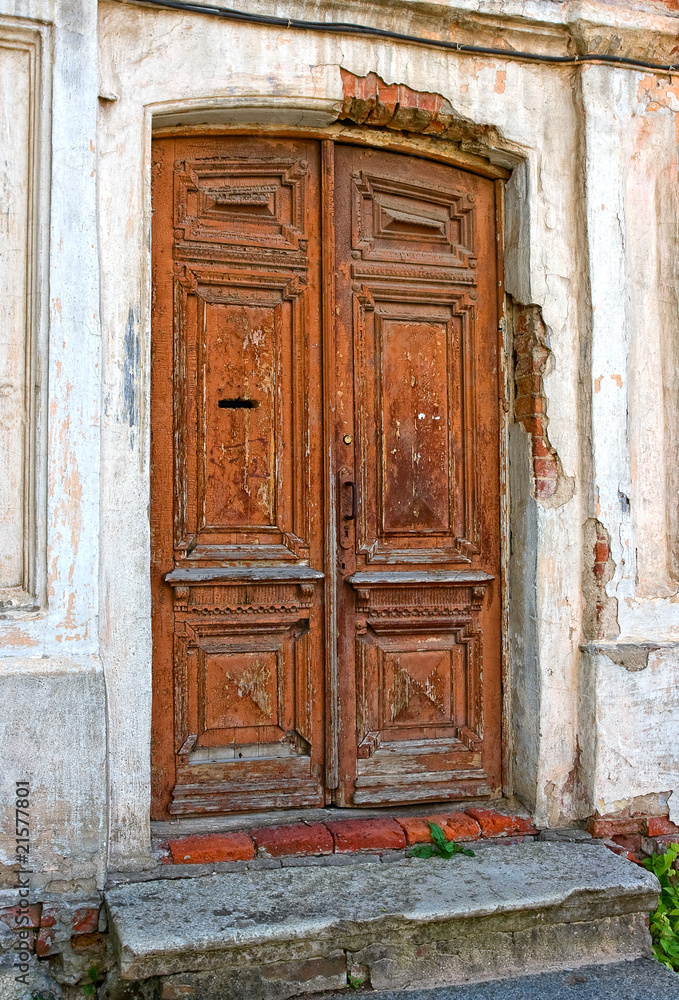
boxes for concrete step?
[104,842,659,1000]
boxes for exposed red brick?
[588,816,643,839]
[338,69,484,140]
[520,415,545,437]
[531,436,551,458]
[72,907,99,934]
[599,837,630,858]
[367,81,399,126]
[439,812,482,842]
[516,373,541,396]
[647,816,679,837]
[168,831,255,864]
[40,908,57,928]
[650,834,679,852]
[396,815,438,845]
[0,904,41,930]
[536,478,558,500]
[465,808,536,839]
[512,304,571,504]
[612,834,642,853]
[515,395,544,418]
[594,540,610,564]
[71,932,106,954]
[533,457,558,480]
[325,817,406,852]
[396,812,481,845]
[35,927,56,958]
[251,823,333,858]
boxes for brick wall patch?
[583,518,619,640]
[513,303,575,508]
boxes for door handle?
[338,469,356,550]
[343,479,357,521]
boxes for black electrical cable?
[121,0,679,75]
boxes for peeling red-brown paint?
[637,74,679,112]
[2,628,39,646]
[494,70,506,94]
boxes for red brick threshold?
[158,807,538,866]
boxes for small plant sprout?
[408,821,476,860]
[82,965,99,996]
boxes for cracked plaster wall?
[1,0,679,888]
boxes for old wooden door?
[151,135,501,819]
[332,145,501,806]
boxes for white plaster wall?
[0,0,107,885]
[0,657,106,895]
[583,648,679,822]
[580,62,679,823]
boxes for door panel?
[333,145,501,806]
[151,136,502,819]
[151,137,325,818]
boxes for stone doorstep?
[105,842,659,998]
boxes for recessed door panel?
[380,314,451,533]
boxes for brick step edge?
[160,808,540,864]
[157,807,679,868]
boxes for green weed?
[643,842,679,972]
[408,822,475,860]
[82,965,99,996]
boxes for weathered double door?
[151,136,501,819]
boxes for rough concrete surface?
[106,843,658,992]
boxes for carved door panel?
[333,145,502,806]
[151,136,502,819]
[151,137,326,817]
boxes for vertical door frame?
[149,123,512,806]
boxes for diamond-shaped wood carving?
[385,650,449,726]
[205,651,278,730]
